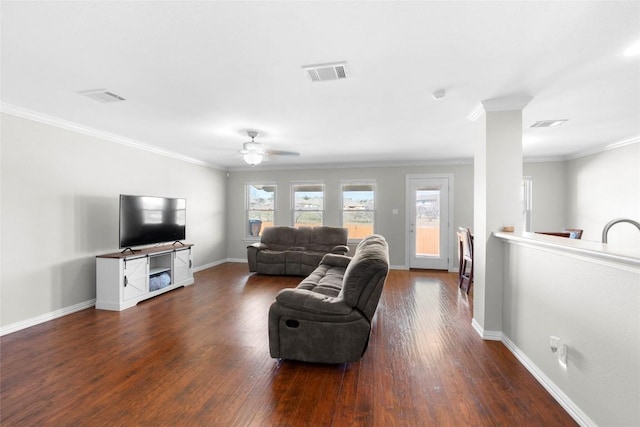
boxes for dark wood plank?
[0,263,576,426]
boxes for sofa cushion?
[257,249,286,264]
[275,288,352,315]
[294,226,312,247]
[296,264,345,297]
[260,227,298,251]
[338,235,389,309]
[308,226,349,253]
[300,251,325,267]
[285,251,303,276]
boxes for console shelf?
[96,244,194,311]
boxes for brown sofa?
[247,226,349,276]
[268,234,390,363]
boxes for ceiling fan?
[240,130,300,166]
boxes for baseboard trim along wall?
[501,335,596,427]
[193,259,228,272]
[0,299,96,337]
[470,317,595,426]
[2,260,229,336]
[471,318,503,341]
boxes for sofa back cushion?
[308,226,348,252]
[338,234,389,321]
[294,226,312,247]
[261,226,298,251]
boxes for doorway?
[406,175,452,270]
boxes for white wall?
[502,240,639,426]
[226,164,475,267]
[565,142,640,254]
[1,113,227,328]
[523,161,566,232]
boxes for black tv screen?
[119,195,186,248]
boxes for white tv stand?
[96,244,194,311]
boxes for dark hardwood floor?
[1,263,576,426]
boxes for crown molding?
[467,95,534,121]
[565,135,640,161]
[0,103,224,170]
[227,157,475,172]
[523,156,567,163]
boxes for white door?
[407,176,450,270]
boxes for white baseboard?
[225,258,248,263]
[193,259,228,272]
[470,318,594,426]
[501,335,596,427]
[471,318,503,341]
[0,299,96,337]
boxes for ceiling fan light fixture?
[243,152,263,166]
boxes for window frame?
[291,181,325,228]
[245,182,277,239]
[522,176,533,232]
[340,180,376,242]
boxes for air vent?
[78,89,126,103]
[530,119,567,128]
[302,62,348,82]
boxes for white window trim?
[245,181,277,240]
[340,179,376,242]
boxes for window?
[292,183,324,227]
[341,182,375,239]
[246,183,276,237]
[522,177,533,232]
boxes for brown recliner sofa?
[247,226,349,276]
[268,234,390,363]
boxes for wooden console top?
[97,243,193,259]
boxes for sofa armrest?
[331,245,349,255]
[275,289,352,315]
[321,253,352,268]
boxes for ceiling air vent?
[530,119,567,128]
[302,62,348,82]
[78,89,126,103]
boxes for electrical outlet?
[558,344,568,365]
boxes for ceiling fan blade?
[266,149,300,156]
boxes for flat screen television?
[119,194,186,249]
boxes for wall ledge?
[494,231,640,271]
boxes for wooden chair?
[535,231,571,238]
[457,227,473,294]
[562,228,583,239]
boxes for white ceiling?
[1,1,639,170]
